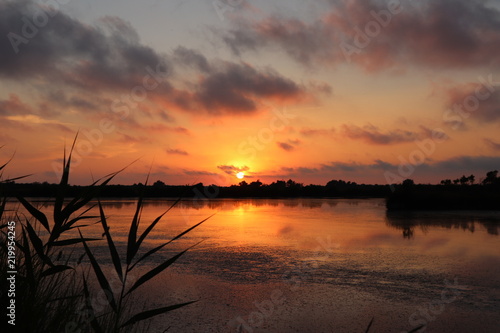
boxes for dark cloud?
[46,90,99,112]
[434,156,500,171]
[222,15,338,67]
[445,81,500,123]
[118,133,151,144]
[166,148,189,156]
[141,124,191,135]
[341,124,434,145]
[300,127,336,137]
[1,1,311,119]
[277,139,301,151]
[157,110,176,122]
[277,142,294,151]
[217,165,249,175]
[184,170,218,176]
[221,0,500,71]
[178,62,304,115]
[0,94,33,116]
[484,138,500,151]
[0,1,169,88]
[173,46,211,73]
[278,156,500,184]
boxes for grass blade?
[0,196,6,221]
[408,324,426,333]
[79,229,118,313]
[60,215,99,234]
[60,161,137,224]
[82,274,104,333]
[98,200,123,281]
[126,195,143,265]
[364,317,374,333]
[17,196,50,232]
[25,220,53,267]
[53,133,79,228]
[1,174,32,183]
[51,238,101,246]
[130,216,211,270]
[126,241,202,296]
[120,301,197,328]
[136,198,181,251]
[0,152,14,171]
[20,226,35,287]
[41,265,73,277]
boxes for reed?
[0,137,208,332]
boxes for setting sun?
[236,172,245,179]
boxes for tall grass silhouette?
[0,137,209,332]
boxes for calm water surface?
[20,198,500,332]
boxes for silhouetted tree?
[483,170,498,185]
[402,179,415,187]
[153,180,166,187]
[249,180,262,188]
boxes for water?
[14,198,500,332]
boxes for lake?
[18,198,500,332]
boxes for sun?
[236,172,245,179]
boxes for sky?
[1,0,500,186]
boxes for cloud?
[433,156,500,171]
[221,0,500,71]
[140,124,191,135]
[277,142,294,151]
[0,2,169,87]
[277,138,301,151]
[170,62,305,115]
[300,127,336,137]
[444,80,500,123]
[173,46,211,73]
[276,155,500,184]
[341,123,437,145]
[217,165,249,175]
[484,138,500,151]
[1,1,314,120]
[166,148,189,156]
[184,170,218,176]
[0,94,34,116]
[117,133,151,144]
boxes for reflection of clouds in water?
[277,224,294,236]
[344,232,405,248]
[421,237,450,250]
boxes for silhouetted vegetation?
[387,170,500,211]
[3,167,500,212]
[3,178,392,199]
[0,142,207,332]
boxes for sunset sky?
[1,0,500,186]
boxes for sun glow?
[236,172,245,179]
